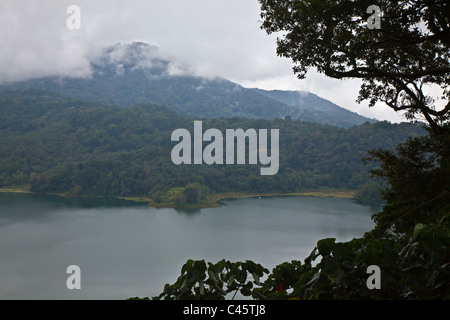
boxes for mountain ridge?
[1,42,376,127]
[252,88,377,128]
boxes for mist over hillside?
[2,42,376,128]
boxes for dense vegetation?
[0,90,422,206]
[149,131,449,300]
[259,0,449,135]
[142,0,450,300]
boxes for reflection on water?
[0,193,146,225]
[0,192,380,300]
[173,207,202,216]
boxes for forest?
[0,90,424,206]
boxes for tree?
[138,2,450,300]
[259,0,449,135]
[363,130,450,236]
[183,183,201,204]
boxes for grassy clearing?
[210,189,355,203]
[147,188,356,209]
[117,196,152,203]
[0,185,355,209]
[0,185,31,193]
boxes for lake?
[0,192,380,300]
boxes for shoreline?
[0,186,356,209]
[121,189,356,209]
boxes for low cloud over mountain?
[2,42,376,127]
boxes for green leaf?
[252,272,261,286]
[208,270,219,284]
[188,269,201,283]
[317,238,336,256]
[240,287,252,296]
[194,260,206,270]
[198,281,205,295]
[333,269,345,285]
[214,283,227,296]
[227,275,235,288]
[413,223,426,239]
[320,255,336,274]
[305,247,319,266]
[236,269,247,283]
[182,259,194,274]
[180,277,188,290]
[332,242,352,261]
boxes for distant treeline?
[0,91,425,203]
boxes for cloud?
[0,1,96,82]
[0,0,410,123]
[239,69,406,123]
[0,0,273,81]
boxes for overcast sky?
[0,0,408,122]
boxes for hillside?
[253,89,377,128]
[0,90,424,204]
[1,42,374,127]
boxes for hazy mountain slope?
[2,42,375,127]
[253,89,377,128]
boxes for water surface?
[0,192,380,299]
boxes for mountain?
[1,42,375,127]
[252,89,377,128]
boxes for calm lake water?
[0,192,380,300]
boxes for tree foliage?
[150,217,449,300]
[145,1,450,300]
[0,90,423,204]
[364,129,450,235]
[150,128,449,300]
[259,0,450,135]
